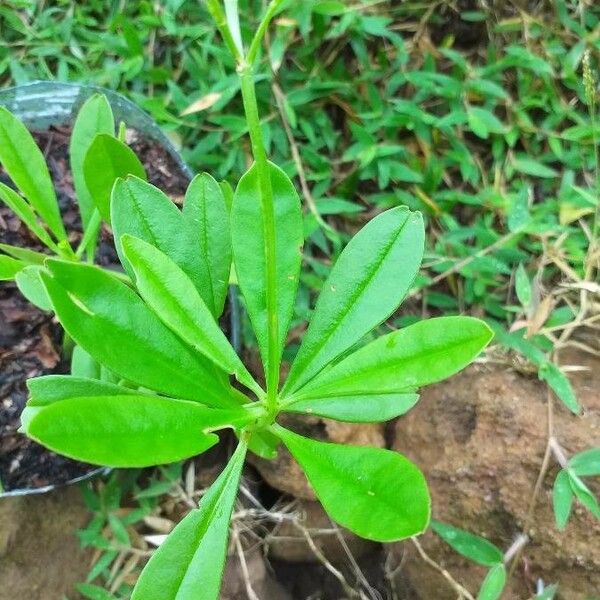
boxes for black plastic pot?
[0,81,240,497]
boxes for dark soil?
[0,125,190,492]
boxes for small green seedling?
[17,2,493,598]
[553,448,600,529]
[432,521,507,600]
[0,92,145,310]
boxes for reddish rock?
[390,352,600,599]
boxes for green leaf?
[25,395,245,467]
[287,317,492,414]
[71,345,101,379]
[532,584,558,599]
[247,430,279,459]
[568,448,600,477]
[467,107,504,139]
[512,156,558,178]
[0,107,66,242]
[0,243,47,265]
[83,133,146,223]
[568,471,600,518]
[538,362,580,415]
[219,180,234,213]
[26,375,140,406]
[231,161,303,374]
[183,173,232,317]
[131,441,246,600]
[431,521,503,566]
[77,583,116,600]
[41,260,235,407]
[112,177,208,298]
[275,426,430,541]
[284,206,424,394]
[487,321,580,415]
[0,254,24,280]
[108,513,130,546]
[70,94,115,229]
[552,469,574,530]
[15,265,52,310]
[478,564,506,600]
[0,182,59,251]
[466,79,509,100]
[515,263,532,308]
[122,235,261,396]
[283,393,419,422]
[313,0,346,15]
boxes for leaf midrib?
[298,332,489,399]
[288,210,410,392]
[199,177,217,314]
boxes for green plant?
[0,92,144,311]
[432,520,560,600]
[9,2,495,598]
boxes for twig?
[233,527,262,600]
[294,521,364,599]
[331,522,381,600]
[507,386,554,580]
[413,230,519,296]
[503,534,529,564]
[271,81,335,234]
[410,537,476,600]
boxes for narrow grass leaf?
[487,321,580,414]
[515,263,532,308]
[553,469,574,530]
[512,157,558,178]
[568,448,600,477]
[477,564,506,600]
[431,521,503,566]
[568,471,600,518]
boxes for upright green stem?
[206,0,284,414]
[239,62,280,413]
[205,0,242,61]
[246,0,285,64]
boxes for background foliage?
[1,1,599,598]
[2,1,598,345]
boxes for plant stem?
[75,208,101,261]
[239,63,280,412]
[205,0,283,414]
[247,0,286,65]
[205,0,242,61]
